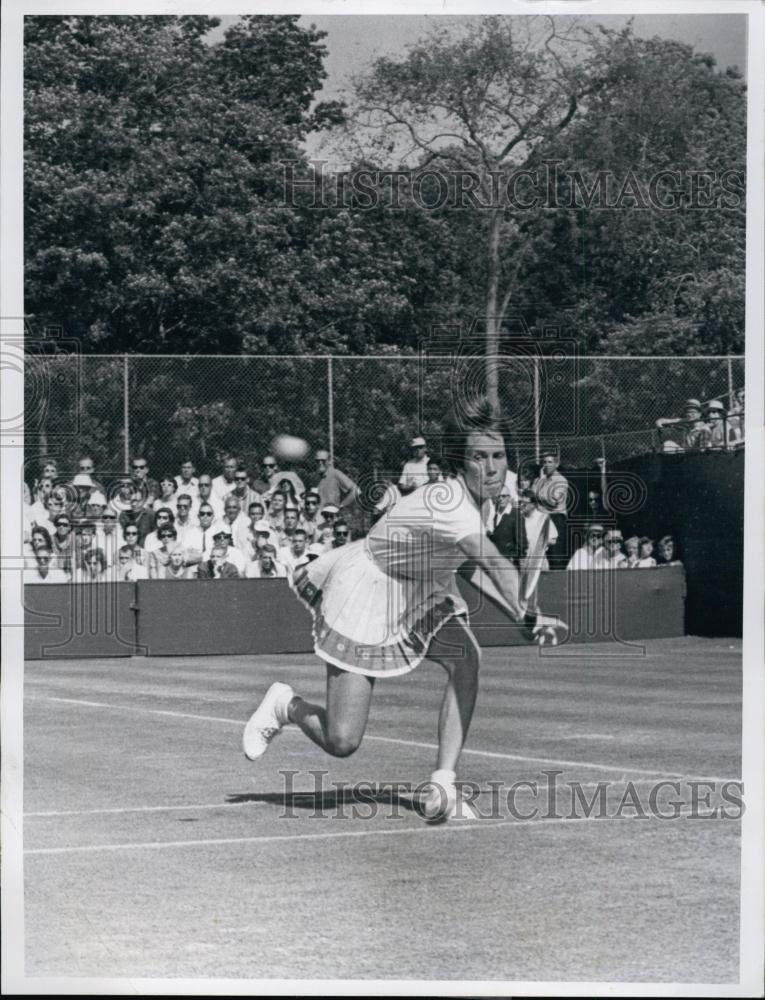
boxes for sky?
[212,12,747,158]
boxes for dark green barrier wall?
[24,582,139,659]
[25,569,684,659]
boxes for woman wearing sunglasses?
[243,399,566,823]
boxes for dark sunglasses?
[263,462,276,469]
[125,529,139,536]
[235,476,248,482]
[132,464,147,470]
[335,531,349,538]
[199,511,214,517]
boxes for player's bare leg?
[419,620,482,821]
[286,664,375,757]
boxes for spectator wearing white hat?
[398,436,430,495]
[566,524,608,570]
[315,449,358,512]
[318,503,341,548]
[72,456,105,494]
[656,399,711,451]
[196,530,244,578]
[245,543,287,579]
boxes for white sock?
[430,768,456,788]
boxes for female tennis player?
[243,401,566,822]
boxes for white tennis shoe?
[242,682,295,760]
[420,769,479,824]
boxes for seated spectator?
[656,399,711,452]
[657,535,683,568]
[239,502,267,561]
[208,529,245,574]
[114,544,148,581]
[196,504,218,558]
[29,476,55,526]
[318,503,340,546]
[278,506,301,547]
[84,490,108,523]
[489,484,521,560]
[705,400,733,450]
[214,496,250,554]
[195,475,223,520]
[371,481,400,523]
[25,546,69,584]
[197,540,243,579]
[120,489,155,544]
[69,473,95,518]
[73,455,105,494]
[130,456,160,508]
[601,529,628,568]
[74,520,98,566]
[227,467,261,511]
[144,507,176,553]
[728,389,745,443]
[251,519,277,554]
[279,528,308,574]
[26,525,54,563]
[121,524,146,567]
[173,495,200,549]
[624,536,640,568]
[268,490,287,533]
[148,524,179,578]
[254,455,304,501]
[109,478,136,517]
[332,519,351,548]
[51,513,76,575]
[39,459,59,483]
[303,541,326,565]
[96,508,121,567]
[175,460,199,498]
[398,436,430,495]
[76,547,109,583]
[212,455,239,500]
[567,523,608,570]
[157,474,179,512]
[161,544,196,580]
[426,459,444,484]
[635,536,657,568]
[35,489,65,537]
[298,490,322,542]
[245,543,287,579]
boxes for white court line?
[23,810,704,857]
[27,694,740,784]
[26,801,266,818]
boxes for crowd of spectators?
[655,393,744,453]
[23,451,358,584]
[24,438,686,585]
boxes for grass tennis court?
[24,636,742,983]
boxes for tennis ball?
[271,434,310,463]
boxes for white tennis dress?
[291,475,491,677]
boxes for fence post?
[327,356,334,465]
[727,355,734,406]
[533,356,541,464]
[123,354,130,474]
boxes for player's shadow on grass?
[226,789,420,814]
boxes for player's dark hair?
[440,396,505,475]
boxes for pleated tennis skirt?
[290,539,468,678]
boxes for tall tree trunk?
[485,209,503,410]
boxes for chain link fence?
[26,353,744,486]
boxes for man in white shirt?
[196,475,224,521]
[175,460,199,499]
[214,496,251,555]
[398,436,430,495]
[195,504,218,559]
[209,529,246,574]
[279,528,308,574]
[245,544,287,578]
[25,547,69,584]
[174,495,202,550]
[212,455,239,500]
[567,524,608,570]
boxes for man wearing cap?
[567,523,609,570]
[705,400,732,450]
[656,399,711,451]
[199,529,245,576]
[314,449,358,512]
[318,504,341,548]
[398,436,430,495]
